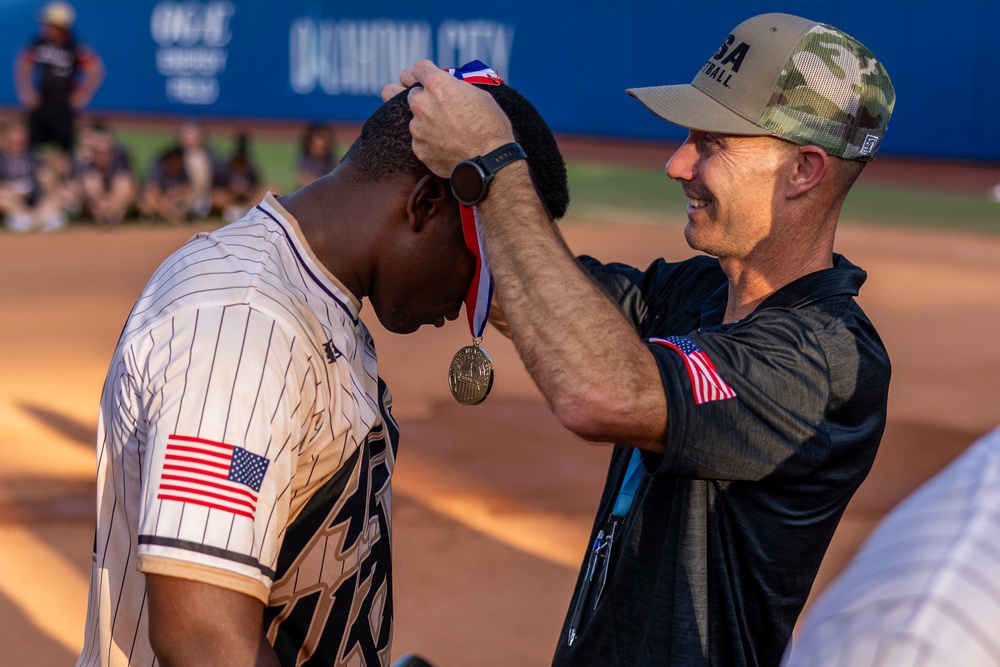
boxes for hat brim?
[36,17,72,29]
[626,84,770,137]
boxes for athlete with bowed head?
[75,64,567,667]
[386,13,895,666]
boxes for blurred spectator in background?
[211,131,268,222]
[177,119,216,219]
[295,122,338,188]
[14,1,104,175]
[72,119,99,166]
[137,145,194,226]
[0,119,68,232]
[73,123,136,226]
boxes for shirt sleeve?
[651,309,834,481]
[131,304,320,603]
[76,43,100,69]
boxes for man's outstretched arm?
[390,62,668,451]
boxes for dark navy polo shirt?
[552,254,890,667]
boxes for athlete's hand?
[389,60,516,178]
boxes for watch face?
[451,160,487,206]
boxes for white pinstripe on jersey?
[783,425,1000,667]
[76,194,398,666]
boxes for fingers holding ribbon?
[400,60,516,178]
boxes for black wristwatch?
[450,142,527,206]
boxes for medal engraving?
[448,344,494,405]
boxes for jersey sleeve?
[131,304,321,603]
[650,310,834,481]
[76,43,100,69]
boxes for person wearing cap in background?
[385,12,895,667]
[15,1,105,174]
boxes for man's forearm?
[15,62,36,106]
[477,161,667,449]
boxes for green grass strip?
[566,161,999,233]
[113,131,999,233]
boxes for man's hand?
[382,60,516,178]
[380,82,405,101]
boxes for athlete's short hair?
[344,83,570,220]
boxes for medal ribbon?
[445,60,504,85]
[460,204,493,338]
[448,60,503,340]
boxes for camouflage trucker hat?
[626,13,895,161]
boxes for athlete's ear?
[405,173,451,232]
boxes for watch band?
[477,142,527,177]
[450,142,527,206]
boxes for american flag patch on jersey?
[157,434,269,520]
[651,336,737,404]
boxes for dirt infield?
[1,198,999,665]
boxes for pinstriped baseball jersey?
[76,193,398,667]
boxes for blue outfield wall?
[0,0,998,162]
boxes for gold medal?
[453,204,495,406]
[448,340,494,405]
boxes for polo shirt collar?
[696,254,867,329]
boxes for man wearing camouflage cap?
[386,12,895,666]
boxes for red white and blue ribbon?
[448,60,502,339]
[445,59,504,86]
[460,204,493,338]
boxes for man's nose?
[665,133,698,183]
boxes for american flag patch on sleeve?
[650,336,737,404]
[156,434,269,520]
